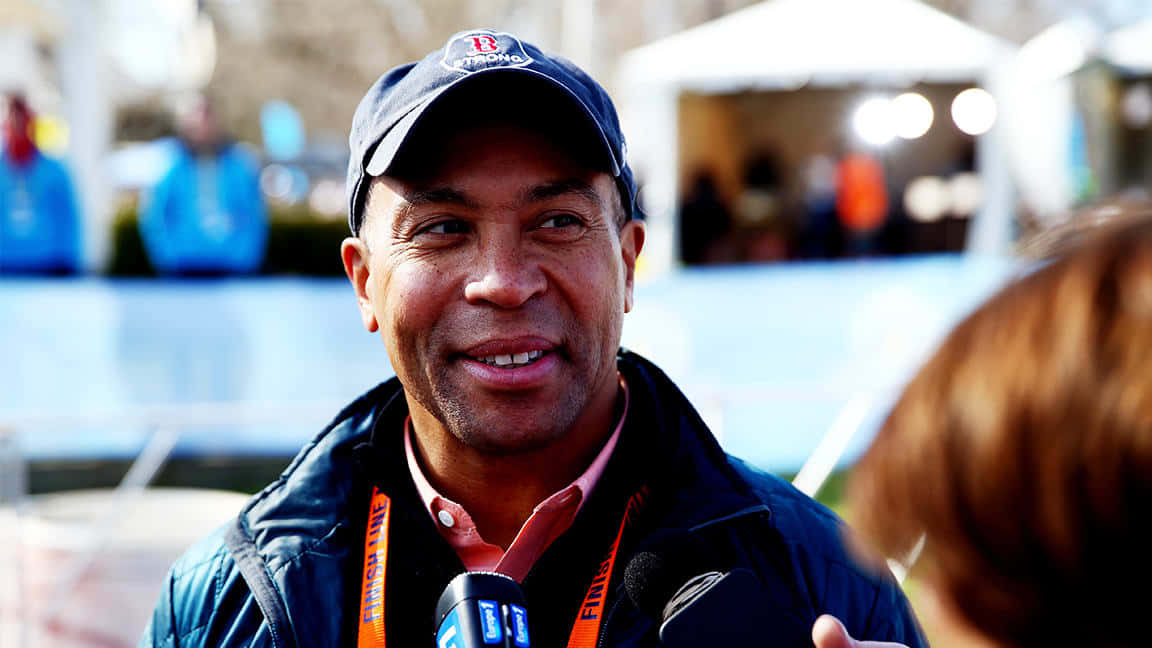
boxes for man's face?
[343,124,644,455]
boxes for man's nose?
[463,239,547,308]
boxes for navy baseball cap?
[346,28,639,234]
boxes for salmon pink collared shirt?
[404,375,629,583]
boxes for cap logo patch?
[470,35,499,53]
[441,30,533,74]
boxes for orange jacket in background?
[836,153,888,232]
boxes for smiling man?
[141,30,924,648]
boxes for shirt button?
[437,510,456,528]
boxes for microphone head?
[434,572,525,628]
[623,529,711,621]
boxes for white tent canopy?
[616,0,1017,274]
[1104,19,1152,72]
[620,0,1014,91]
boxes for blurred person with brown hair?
[0,92,82,274]
[846,214,1152,647]
[140,96,267,276]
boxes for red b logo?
[471,35,499,53]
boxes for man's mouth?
[472,349,550,369]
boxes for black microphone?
[623,530,813,646]
[435,572,531,648]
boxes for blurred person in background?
[847,212,1152,647]
[737,150,790,262]
[836,147,888,257]
[799,152,840,259]
[0,92,82,274]
[678,170,731,264]
[140,96,266,276]
[140,30,924,647]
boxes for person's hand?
[811,615,910,648]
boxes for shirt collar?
[404,373,629,525]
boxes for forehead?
[393,123,601,183]
[363,125,616,235]
[366,132,615,227]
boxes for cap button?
[437,509,456,528]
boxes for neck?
[408,380,622,549]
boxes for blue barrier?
[0,254,1018,472]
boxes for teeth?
[475,350,547,367]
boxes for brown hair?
[1018,197,1152,260]
[850,217,1152,647]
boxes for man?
[141,30,924,647]
[140,97,267,276]
[0,93,81,274]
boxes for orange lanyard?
[357,485,647,648]
[565,487,646,647]
[357,487,392,648]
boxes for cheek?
[378,264,452,351]
[555,248,626,324]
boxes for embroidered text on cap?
[440,30,534,74]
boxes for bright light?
[904,176,949,222]
[1122,83,1152,128]
[260,164,293,200]
[951,88,997,136]
[852,97,895,146]
[308,179,346,218]
[891,93,933,139]
[949,172,983,216]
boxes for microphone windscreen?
[623,529,709,621]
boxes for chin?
[435,386,585,455]
[464,435,557,457]
[444,408,572,457]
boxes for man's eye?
[540,214,582,229]
[420,220,470,235]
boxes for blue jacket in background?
[0,150,81,274]
[140,351,926,647]
[141,141,267,275]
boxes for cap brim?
[364,67,621,179]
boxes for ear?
[341,237,379,332]
[619,220,646,313]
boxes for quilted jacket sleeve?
[138,565,178,648]
[137,525,263,648]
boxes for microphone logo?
[478,600,503,642]
[435,572,532,647]
[438,609,461,648]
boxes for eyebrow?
[522,178,605,209]
[392,187,477,222]
[389,178,605,226]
